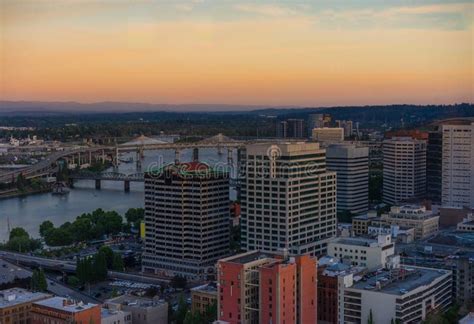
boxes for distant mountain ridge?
[1,100,471,116]
[0,100,286,114]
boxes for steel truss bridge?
[0,133,255,184]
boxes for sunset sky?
[0,0,473,107]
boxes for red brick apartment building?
[216,251,317,324]
[31,297,101,324]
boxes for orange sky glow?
[0,1,472,107]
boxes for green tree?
[175,294,189,324]
[38,269,48,291]
[368,309,374,324]
[16,174,28,191]
[10,227,29,240]
[39,221,54,237]
[98,246,115,268]
[112,253,124,271]
[67,275,80,287]
[5,233,41,253]
[93,252,108,281]
[125,208,144,229]
[31,269,48,292]
[44,228,73,246]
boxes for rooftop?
[101,308,129,319]
[350,267,450,296]
[33,297,98,313]
[191,282,218,294]
[330,236,391,248]
[146,161,229,177]
[219,251,278,265]
[106,295,166,309]
[0,288,50,309]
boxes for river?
[0,148,237,242]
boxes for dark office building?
[427,129,442,203]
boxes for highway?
[0,258,99,304]
[0,138,247,183]
[0,251,169,285]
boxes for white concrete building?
[142,161,230,279]
[383,137,427,205]
[341,267,452,324]
[104,295,168,324]
[101,308,132,324]
[376,205,439,240]
[457,212,474,232]
[240,142,337,255]
[312,127,344,144]
[326,143,369,214]
[441,121,474,208]
[327,234,395,270]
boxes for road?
[0,251,170,285]
[0,259,99,304]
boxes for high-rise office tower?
[307,113,332,134]
[240,142,337,255]
[277,119,305,138]
[287,119,305,138]
[427,130,443,204]
[142,161,230,279]
[276,121,288,138]
[326,143,369,214]
[383,137,427,205]
[336,120,354,138]
[441,120,474,208]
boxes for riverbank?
[0,186,52,200]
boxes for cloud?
[317,2,473,30]
[233,4,297,17]
[175,4,194,12]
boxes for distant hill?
[0,101,281,114]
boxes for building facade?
[326,143,369,214]
[142,161,230,279]
[382,137,427,205]
[104,295,168,324]
[0,289,50,324]
[327,235,395,270]
[427,130,443,203]
[191,283,217,315]
[441,121,474,208]
[31,297,101,324]
[341,267,452,324]
[377,205,439,240]
[240,142,337,256]
[101,308,132,324]
[312,127,344,144]
[336,120,353,138]
[216,251,317,324]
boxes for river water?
[0,148,237,242]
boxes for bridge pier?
[192,148,199,161]
[174,149,180,164]
[124,180,130,192]
[227,148,233,165]
[95,179,101,190]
